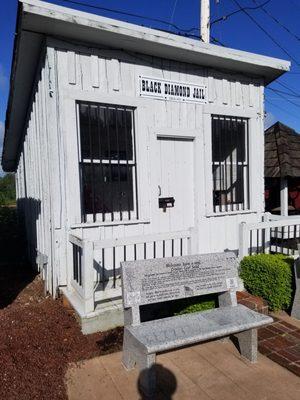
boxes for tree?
[0,173,16,206]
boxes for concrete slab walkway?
[66,339,300,400]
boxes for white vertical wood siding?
[15,39,265,295]
[15,49,65,295]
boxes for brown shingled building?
[265,121,300,215]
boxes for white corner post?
[188,227,199,254]
[82,240,95,314]
[263,212,271,254]
[201,0,210,43]
[280,177,288,217]
[239,222,248,260]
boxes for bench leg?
[122,329,138,370]
[138,353,156,397]
[234,329,257,363]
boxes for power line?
[266,87,300,109]
[168,0,179,29]
[60,0,201,35]
[252,0,300,42]
[266,99,299,119]
[275,81,299,96]
[58,0,228,46]
[267,87,300,98]
[210,0,271,26]
[231,0,300,67]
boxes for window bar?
[163,240,165,258]
[79,164,86,223]
[281,226,284,254]
[124,109,131,220]
[115,109,122,221]
[102,248,105,290]
[293,225,300,255]
[105,107,114,221]
[257,229,259,254]
[246,119,250,210]
[77,105,86,223]
[275,227,278,253]
[262,228,265,254]
[241,119,246,211]
[78,247,82,286]
[73,244,77,281]
[234,117,239,211]
[180,238,183,256]
[87,105,96,222]
[153,241,156,258]
[124,245,126,261]
[229,115,234,212]
[171,239,174,257]
[223,117,228,212]
[144,242,146,259]
[250,230,253,256]
[97,106,105,222]
[212,118,217,213]
[132,110,139,220]
[134,244,137,260]
[218,116,223,212]
[113,247,116,288]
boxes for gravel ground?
[0,267,123,400]
[0,206,123,399]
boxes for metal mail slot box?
[159,197,175,209]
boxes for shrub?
[0,173,16,206]
[240,253,293,311]
[174,298,216,316]
[140,294,217,321]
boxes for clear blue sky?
[1,0,300,173]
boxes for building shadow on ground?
[0,203,39,308]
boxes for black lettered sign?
[139,76,207,104]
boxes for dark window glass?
[78,102,137,222]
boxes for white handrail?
[244,217,300,231]
[93,229,191,250]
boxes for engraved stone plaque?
[121,252,238,308]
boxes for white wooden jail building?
[2,0,290,332]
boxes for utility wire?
[266,99,299,119]
[231,0,300,67]
[266,87,300,109]
[210,0,271,26]
[59,0,227,46]
[275,81,299,96]
[252,0,300,42]
[60,0,201,35]
[267,87,300,98]
[168,0,179,29]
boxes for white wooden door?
[156,136,195,232]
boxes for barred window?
[78,102,138,222]
[212,115,249,212]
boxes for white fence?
[239,213,300,259]
[69,229,194,314]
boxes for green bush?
[0,173,16,206]
[240,253,293,311]
[174,298,216,316]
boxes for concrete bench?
[121,252,273,395]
